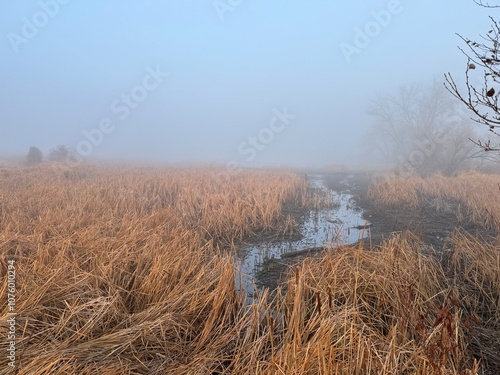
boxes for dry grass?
[0,164,323,374]
[368,172,500,228]
[0,165,498,374]
[261,231,498,374]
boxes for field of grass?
[0,165,499,374]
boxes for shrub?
[26,146,43,165]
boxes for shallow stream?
[236,174,370,298]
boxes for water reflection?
[236,174,370,298]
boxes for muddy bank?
[237,173,370,297]
[336,172,498,250]
[239,171,499,297]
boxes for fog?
[0,1,494,169]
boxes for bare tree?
[368,82,491,176]
[49,145,78,162]
[444,15,500,152]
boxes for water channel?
[236,174,370,298]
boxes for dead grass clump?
[443,231,500,373]
[241,231,498,374]
[368,173,421,209]
[368,172,500,229]
[251,233,477,374]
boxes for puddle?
[236,174,370,298]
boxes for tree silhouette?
[49,145,77,162]
[26,146,43,165]
[368,82,489,176]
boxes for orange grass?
[0,165,497,374]
[0,164,322,374]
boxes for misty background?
[0,1,494,168]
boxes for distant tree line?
[25,145,78,166]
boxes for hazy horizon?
[1,1,495,169]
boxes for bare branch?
[444,15,500,155]
[474,0,500,8]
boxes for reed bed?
[368,172,500,229]
[0,165,498,374]
[0,164,325,374]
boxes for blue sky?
[0,1,495,167]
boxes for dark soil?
[334,172,498,250]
